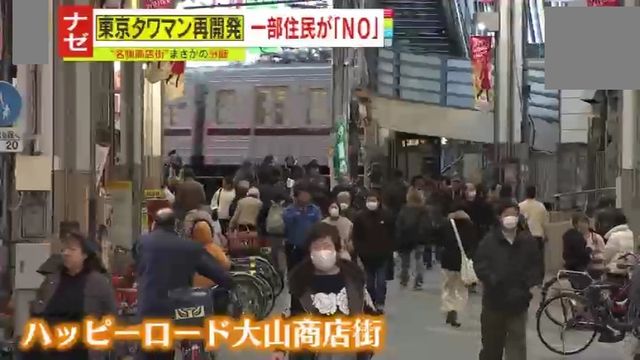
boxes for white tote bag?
[450,219,478,285]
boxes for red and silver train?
[163,61,333,177]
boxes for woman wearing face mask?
[271,223,375,360]
[336,191,356,221]
[352,192,395,313]
[322,202,354,260]
[26,232,116,360]
[474,201,542,360]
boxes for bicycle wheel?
[540,277,580,326]
[231,272,265,318]
[536,293,598,355]
[249,272,275,320]
[252,256,284,296]
[232,257,284,297]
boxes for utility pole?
[0,0,12,329]
[519,0,531,200]
[192,83,206,172]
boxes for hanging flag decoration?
[143,0,185,97]
[470,35,493,112]
[587,0,620,6]
[332,118,348,180]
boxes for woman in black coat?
[436,201,478,327]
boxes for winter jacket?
[283,203,323,247]
[322,216,354,257]
[603,224,635,275]
[134,228,234,316]
[465,198,494,240]
[184,209,231,288]
[352,209,395,264]
[562,228,592,271]
[285,259,375,360]
[382,180,408,217]
[394,205,431,250]
[438,211,478,272]
[473,229,541,314]
[229,196,263,229]
[30,267,117,360]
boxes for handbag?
[227,228,263,253]
[450,219,478,285]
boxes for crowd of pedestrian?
[20,150,640,360]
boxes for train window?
[255,88,269,125]
[274,87,287,125]
[215,90,236,125]
[308,88,328,125]
[255,86,288,126]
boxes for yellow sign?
[64,47,246,62]
[95,15,244,41]
[144,189,164,199]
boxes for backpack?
[266,201,285,235]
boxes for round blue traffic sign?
[0,81,22,127]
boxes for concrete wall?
[560,90,592,144]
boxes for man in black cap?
[134,208,234,360]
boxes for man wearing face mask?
[474,201,542,360]
[352,192,395,313]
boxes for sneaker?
[597,327,624,343]
[445,311,461,328]
[375,304,385,314]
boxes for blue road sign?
[0,81,22,127]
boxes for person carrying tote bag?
[437,202,478,327]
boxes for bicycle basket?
[168,287,215,326]
[558,271,593,290]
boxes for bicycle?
[536,253,640,355]
[169,286,242,360]
[229,253,284,320]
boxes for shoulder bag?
[450,219,478,285]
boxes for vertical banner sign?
[333,119,348,180]
[587,0,620,6]
[58,5,94,59]
[470,35,493,111]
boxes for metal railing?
[553,187,616,215]
[375,48,560,122]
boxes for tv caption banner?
[20,316,384,352]
[58,6,391,62]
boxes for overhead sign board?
[0,81,23,152]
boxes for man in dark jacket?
[474,201,541,360]
[134,208,234,360]
[353,192,395,313]
[382,169,408,219]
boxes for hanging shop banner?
[587,0,620,6]
[470,35,493,111]
[332,118,348,180]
